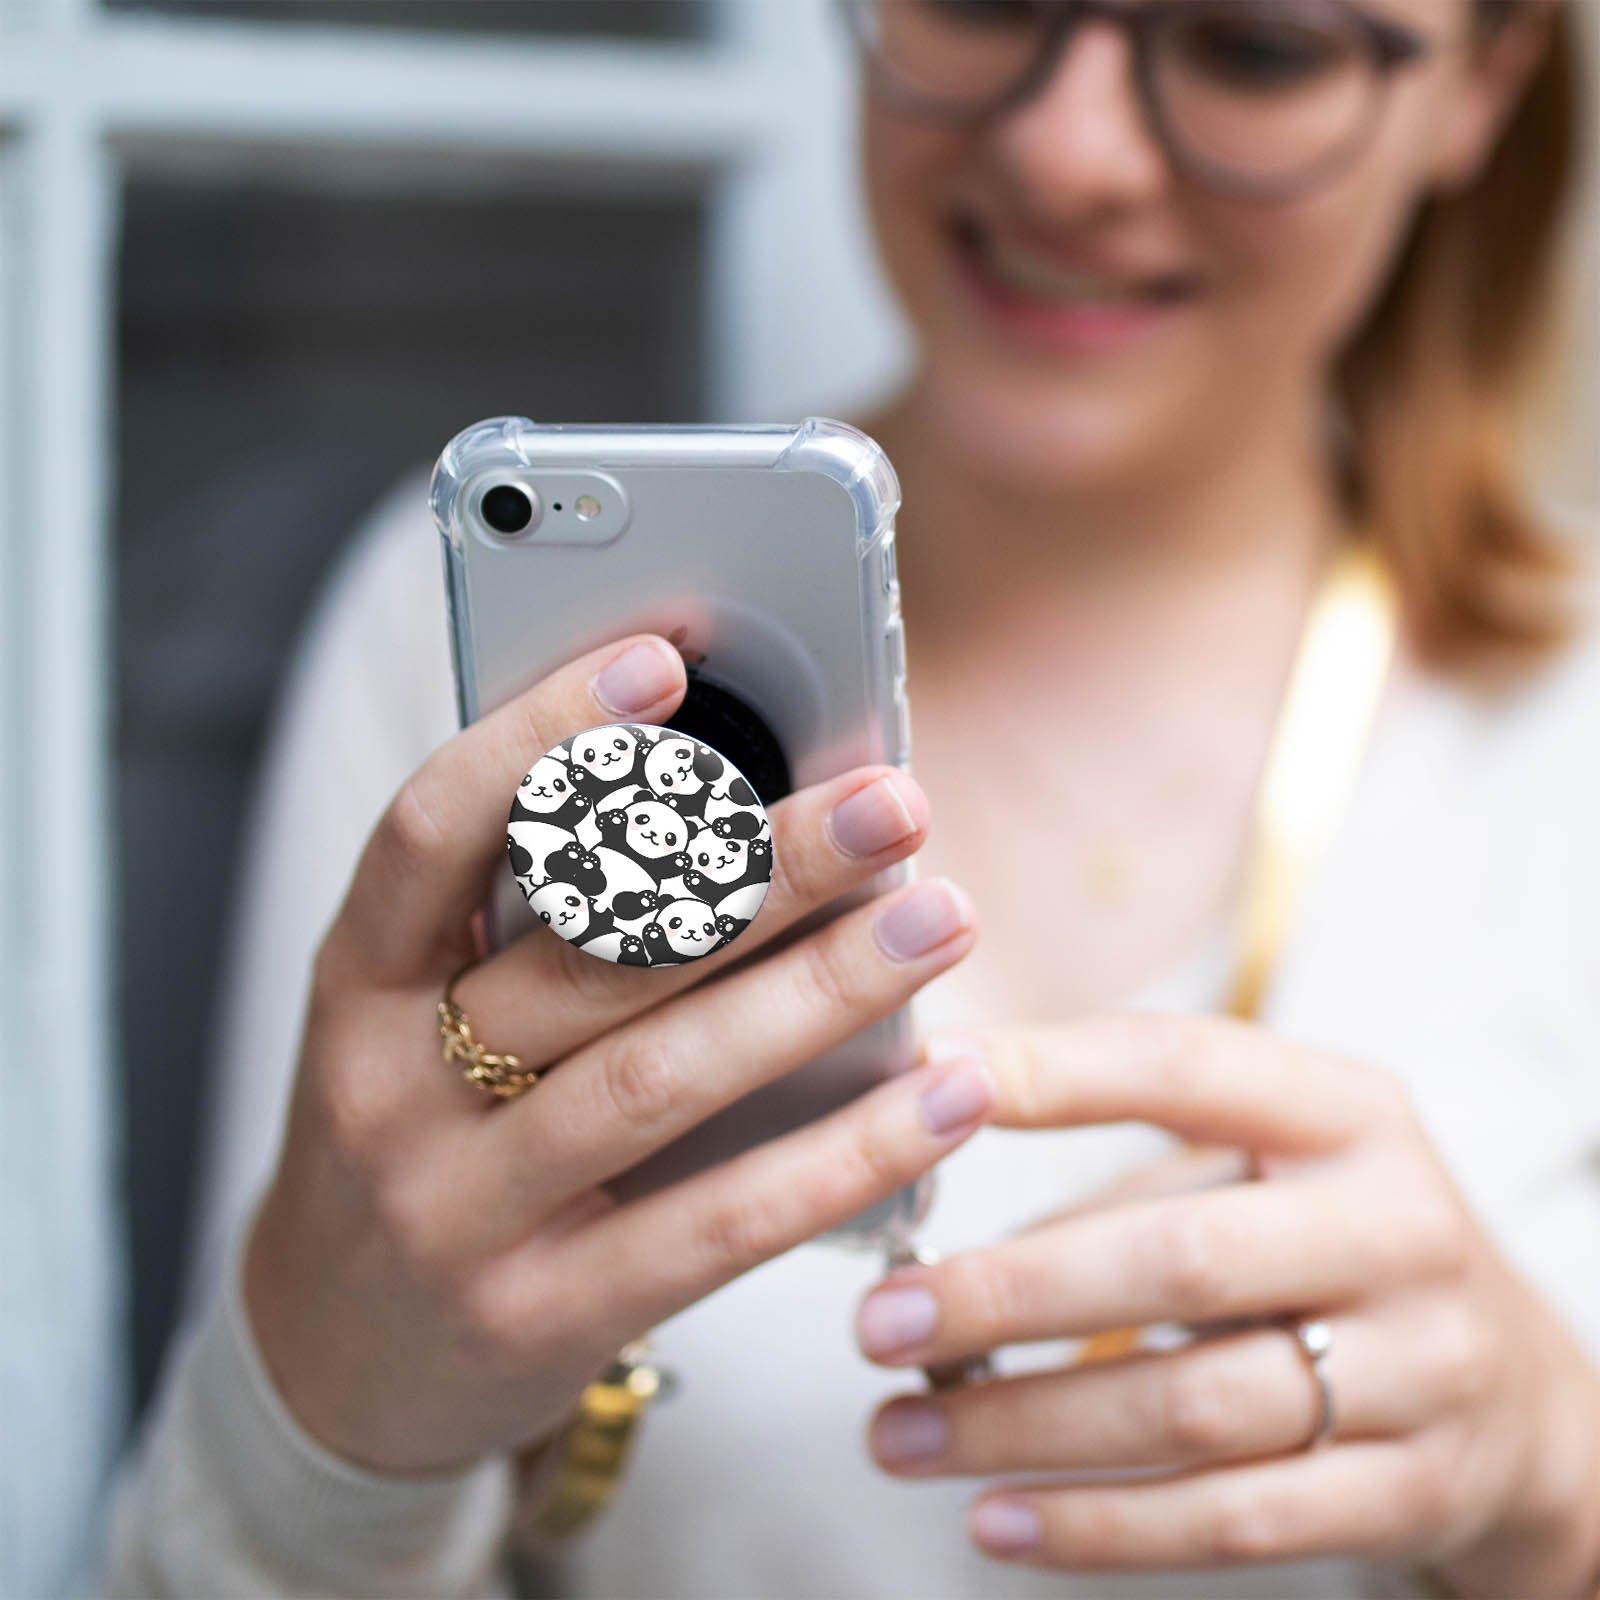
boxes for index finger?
[328,634,686,986]
[971,1014,1394,1157]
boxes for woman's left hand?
[855,1015,1600,1596]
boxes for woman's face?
[862,0,1537,493]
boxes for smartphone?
[430,416,924,1247]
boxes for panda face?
[517,756,584,815]
[688,829,747,884]
[572,728,641,781]
[653,897,718,958]
[644,738,706,797]
[623,800,686,861]
[530,881,592,938]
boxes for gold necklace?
[1077,536,1398,1365]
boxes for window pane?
[116,171,706,1407]
[103,0,713,39]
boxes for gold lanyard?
[1066,542,1436,1591]
[1077,537,1398,1366]
[1224,539,1399,1021]
[515,1340,667,1542]
[514,539,1401,1536]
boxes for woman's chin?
[915,364,1182,498]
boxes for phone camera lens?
[481,484,536,536]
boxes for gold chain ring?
[437,964,543,1100]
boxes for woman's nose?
[985,20,1171,217]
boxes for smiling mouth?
[950,214,1199,311]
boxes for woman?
[107,1,1600,1595]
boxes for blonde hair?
[1337,1,1585,673]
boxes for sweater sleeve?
[101,1237,515,1599]
[99,473,517,1595]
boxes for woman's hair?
[1337,0,1586,674]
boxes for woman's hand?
[246,633,990,1475]
[856,1015,1600,1596]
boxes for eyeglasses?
[842,0,1435,201]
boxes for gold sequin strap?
[513,1342,670,1543]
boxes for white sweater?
[104,476,1600,1598]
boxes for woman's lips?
[948,215,1200,353]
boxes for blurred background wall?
[0,0,1594,1580]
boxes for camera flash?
[575,494,602,521]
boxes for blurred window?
[103,0,711,39]
[116,171,705,1409]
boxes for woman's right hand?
[244,633,987,1475]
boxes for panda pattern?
[564,725,650,803]
[507,721,773,967]
[641,734,725,820]
[679,825,772,911]
[509,756,593,833]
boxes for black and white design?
[508,722,773,967]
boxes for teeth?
[975,231,1150,304]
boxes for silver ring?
[883,1241,994,1389]
[1287,1317,1336,1450]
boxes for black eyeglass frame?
[841,0,1435,202]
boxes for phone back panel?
[432,417,922,1244]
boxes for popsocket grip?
[507,722,774,967]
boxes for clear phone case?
[431,417,925,1247]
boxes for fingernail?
[856,1284,938,1358]
[972,1497,1041,1554]
[827,775,918,859]
[919,1057,994,1136]
[874,880,972,963]
[872,1401,948,1465]
[591,640,678,716]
